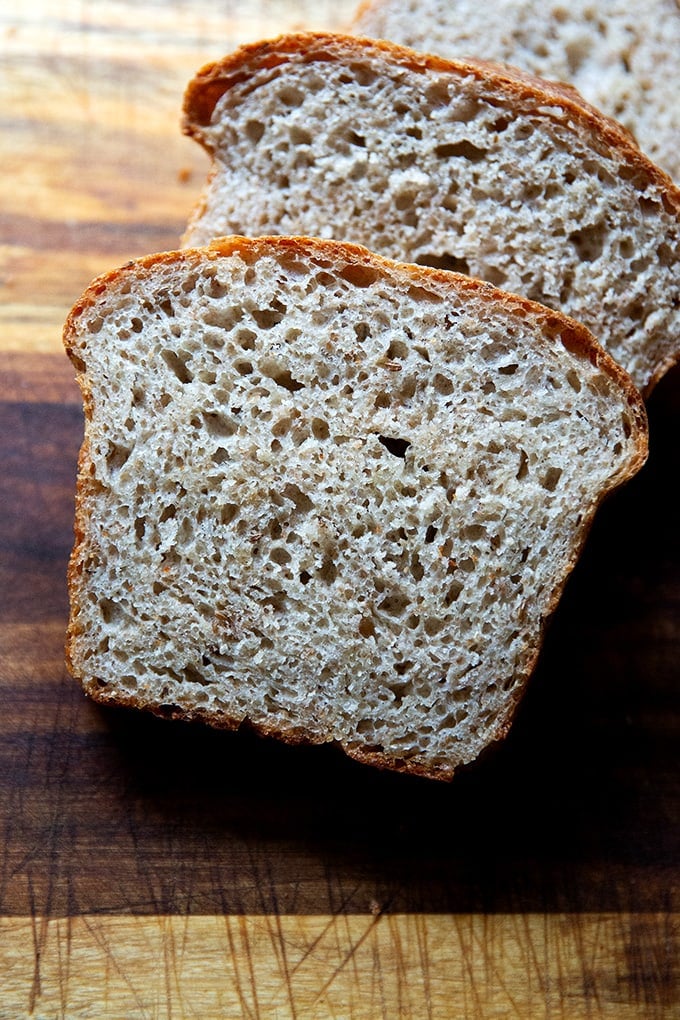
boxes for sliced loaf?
[181,32,680,396]
[352,0,680,183]
[64,236,647,780]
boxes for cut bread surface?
[352,0,680,184]
[64,237,647,780]
[182,32,680,396]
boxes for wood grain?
[0,1,353,355]
[1,913,677,1018]
[1,1,678,1017]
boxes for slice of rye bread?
[63,236,648,780]
[351,0,680,184]
[181,32,680,397]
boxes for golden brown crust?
[181,31,680,216]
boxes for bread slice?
[181,32,680,396]
[352,0,680,184]
[63,235,647,780]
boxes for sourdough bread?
[181,32,680,396]
[352,0,680,183]
[64,236,647,780]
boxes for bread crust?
[182,31,680,215]
[351,0,680,184]
[65,234,648,428]
[63,236,648,781]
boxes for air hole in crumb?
[516,449,529,481]
[183,663,207,686]
[202,411,236,438]
[159,504,176,523]
[106,443,131,473]
[379,591,410,616]
[245,119,265,143]
[409,553,424,582]
[252,305,286,329]
[498,363,518,376]
[433,373,454,395]
[378,435,411,458]
[260,593,287,613]
[416,253,470,274]
[425,525,438,543]
[386,339,409,360]
[435,140,487,161]
[444,581,464,605]
[318,555,337,584]
[270,545,291,565]
[400,375,416,399]
[289,125,312,145]
[162,349,193,384]
[425,81,451,107]
[339,263,379,288]
[278,85,304,107]
[359,616,375,638]
[541,467,563,492]
[346,130,366,147]
[236,328,257,350]
[299,570,311,585]
[261,360,305,392]
[569,223,606,262]
[212,448,229,465]
[394,660,413,675]
[638,195,657,217]
[99,598,123,624]
[220,503,238,525]
[134,516,146,540]
[312,417,330,440]
[282,482,314,513]
[566,369,582,393]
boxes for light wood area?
[1,2,678,1018]
[2,913,676,1018]
[0,1,355,355]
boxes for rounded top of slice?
[64,233,649,474]
[182,31,680,212]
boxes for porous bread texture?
[181,32,680,396]
[352,0,680,183]
[64,237,647,780]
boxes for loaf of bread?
[181,32,680,396]
[352,0,680,183]
[64,236,647,780]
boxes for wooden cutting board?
[1,3,678,1015]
